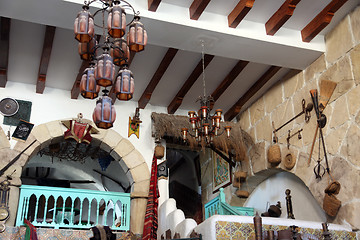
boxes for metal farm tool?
[273,99,313,134]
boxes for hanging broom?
[319,80,337,112]
[307,80,337,166]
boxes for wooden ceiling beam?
[228,0,255,28]
[138,48,178,109]
[148,0,161,12]
[210,60,249,109]
[71,60,90,99]
[189,0,211,20]
[167,54,214,114]
[224,66,281,121]
[0,17,11,88]
[301,0,348,42]
[265,0,301,36]
[36,25,56,94]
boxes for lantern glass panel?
[127,18,147,52]
[110,38,130,66]
[80,67,100,99]
[92,96,116,129]
[115,67,134,100]
[74,9,94,43]
[107,4,126,38]
[94,53,115,87]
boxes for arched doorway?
[7,119,150,234]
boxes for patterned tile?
[214,221,356,240]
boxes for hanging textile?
[24,219,38,240]
[142,154,159,240]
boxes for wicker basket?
[234,171,247,182]
[235,190,249,198]
[267,144,281,165]
[325,181,341,195]
[323,193,341,217]
[155,144,165,159]
[284,152,296,170]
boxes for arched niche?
[4,119,150,235]
[242,170,327,222]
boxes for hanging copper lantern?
[78,37,97,61]
[74,5,94,43]
[110,38,130,66]
[92,93,116,129]
[80,64,100,99]
[127,16,147,52]
[115,64,134,101]
[107,1,126,38]
[94,47,116,87]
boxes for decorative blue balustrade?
[204,188,254,219]
[16,185,130,231]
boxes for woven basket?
[267,144,281,165]
[234,171,247,182]
[284,152,296,170]
[232,180,241,188]
[323,193,341,217]
[235,190,249,198]
[155,144,165,159]
[325,181,341,195]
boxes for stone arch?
[8,119,150,234]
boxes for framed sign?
[212,150,231,193]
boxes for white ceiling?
[0,0,359,119]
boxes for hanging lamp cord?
[201,40,206,99]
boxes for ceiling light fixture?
[181,41,231,144]
[74,0,147,129]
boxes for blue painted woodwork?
[15,185,130,231]
[204,188,254,219]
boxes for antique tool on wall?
[286,129,303,149]
[273,99,313,134]
[0,140,37,177]
[308,80,337,166]
[309,89,332,179]
[0,178,10,232]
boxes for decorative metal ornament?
[128,108,141,138]
[0,98,19,117]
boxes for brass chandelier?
[74,0,147,129]
[181,41,231,144]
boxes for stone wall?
[236,6,360,229]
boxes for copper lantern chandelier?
[181,41,231,144]
[74,0,147,129]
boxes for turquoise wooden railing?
[204,188,254,219]
[15,185,130,231]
